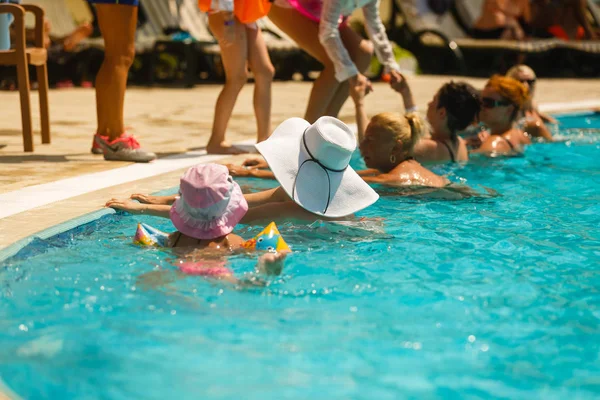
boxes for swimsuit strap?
[440,140,457,163]
[502,135,516,151]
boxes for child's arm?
[105,198,171,218]
[130,194,178,205]
[256,251,288,276]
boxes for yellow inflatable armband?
[242,222,290,252]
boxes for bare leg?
[207,13,249,154]
[95,4,137,140]
[246,26,274,142]
[268,5,340,123]
[325,24,374,117]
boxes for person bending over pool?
[268,0,401,123]
[472,75,531,156]
[106,117,380,223]
[506,65,555,141]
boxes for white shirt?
[319,0,399,82]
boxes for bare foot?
[206,142,247,155]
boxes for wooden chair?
[0,2,50,152]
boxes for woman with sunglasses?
[391,74,481,164]
[506,65,555,141]
[473,75,531,156]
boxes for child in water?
[107,163,288,284]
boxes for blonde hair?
[506,64,536,80]
[367,112,426,155]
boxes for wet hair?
[486,75,529,120]
[506,64,536,80]
[367,112,426,157]
[436,81,481,140]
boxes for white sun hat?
[255,116,379,218]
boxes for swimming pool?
[1,113,599,399]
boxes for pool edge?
[1,109,598,264]
[0,208,115,263]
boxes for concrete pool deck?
[1,76,599,253]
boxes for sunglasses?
[480,97,513,109]
[519,78,536,86]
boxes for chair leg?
[37,64,50,144]
[16,58,33,152]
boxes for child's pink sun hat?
[170,164,248,240]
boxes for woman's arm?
[389,72,416,112]
[227,164,276,180]
[348,72,371,143]
[362,0,400,74]
[242,201,344,225]
[319,0,359,82]
[243,187,290,208]
[356,168,381,177]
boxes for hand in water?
[256,251,288,276]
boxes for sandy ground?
[2,77,599,193]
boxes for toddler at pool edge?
[111,163,288,282]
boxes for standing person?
[202,0,275,154]
[90,0,156,162]
[269,0,402,123]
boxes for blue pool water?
[1,113,599,399]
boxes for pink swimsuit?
[177,261,232,277]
